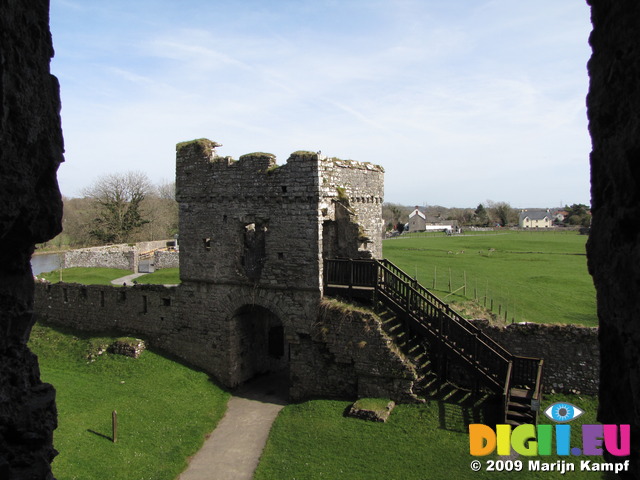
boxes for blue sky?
[50,0,592,208]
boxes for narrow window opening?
[278,252,284,260]
[80,287,88,299]
[142,295,148,314]
[281,185,287,193]
[223,215,228,223]
[63,288,68,303]
[203,238,211,251]
[162,298,171,307]
[119,290,126,302]
[100,291,105,307]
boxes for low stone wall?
[154,250,179,269]
[61,240,175,272]
[63,244,137,271]
[473,320,599,395]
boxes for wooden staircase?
[324,258,544,425]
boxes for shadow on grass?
[433,386,500,433]
[87,429,113,442]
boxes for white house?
[518,210,552,228]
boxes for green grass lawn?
[255,395,616,480]
[29,323,229,480]
[383,231,597,326]
[37,267,131,285]
[135,268,180,285]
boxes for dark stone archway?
[231,305,289,387]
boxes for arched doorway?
[231,305,289,387]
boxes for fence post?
[112,410,118,443]
[463,271,467,297]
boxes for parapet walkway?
[178,373,287,480]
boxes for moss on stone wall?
[176,138,222,157]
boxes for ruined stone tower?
[175,139,384,388]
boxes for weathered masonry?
[175,140,386,389]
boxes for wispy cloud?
[51,0,592,207]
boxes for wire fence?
[422,265,520,324]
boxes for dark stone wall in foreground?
[0,0,64,478]
[587,0,640,477]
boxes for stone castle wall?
[34,282,419,401]
[176,144,325,291]
[34,280,599,397]
[474,321,599,395]
[175,141,384,291]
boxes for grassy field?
[255,394,615,480]
[29,323,229,480]
[383,231,597,326]
[37,267,131,285]
[135,268,180,284]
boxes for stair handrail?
[375,261,512,390]
[377,259,513,361]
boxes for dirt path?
[177,373,287,480]
[110,273,146,285]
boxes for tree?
[138,181,179,241]
[564,203,591,227]
[474,203,489,226]
[382,203,409,231]
[82,171,153,244]
[487,200,516,226]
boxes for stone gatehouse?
[36,140,421,400]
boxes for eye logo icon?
[543,402,584,423]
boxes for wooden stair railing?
[324,258,544,424]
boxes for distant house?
[518,209,552,228]
[408,207,459,232]
[408,207,427,231]
[550,209,568,223]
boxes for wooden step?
[510,387,533,399]
[507,401,532,412]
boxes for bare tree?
[137,180,178,241]
[486,200,516,226]
[82,171,153,244]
